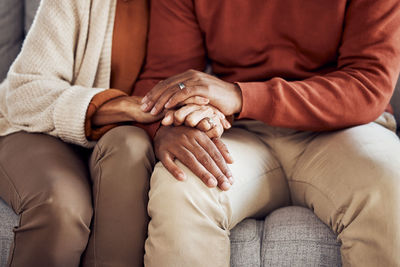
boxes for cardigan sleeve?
[3,0,110,147]
[236,0,400,131]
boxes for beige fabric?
[0,126,154,266]
[145,113,400,267]
[0,0,118,147]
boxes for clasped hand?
[142,70,243,190]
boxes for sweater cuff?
[236,82,275,122]
[85,89,128,140]
[53,86,107,148]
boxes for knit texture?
[0,0,117,147]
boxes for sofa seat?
[0,197,341,267]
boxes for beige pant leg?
[145,125,290,267]
[82,126,155,267]
[272,115,400,267]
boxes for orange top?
[85,0,150,140]
[135,0,400,132]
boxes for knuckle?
[198,154,210,165]
[146,93,155,102]
[215,174,226,182]
[174,111,183,121]
[182,87,191,96]
[188,69,197,75]
[155,102,163,110]
[186,117,197,127]
[199,121,209,131]
[200,172,211,182]
[210,150,223,162]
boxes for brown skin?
[154,125,234,191]
[141,69,243,117]
[162,104,231,139]
[93,95,229,137]
[92,72,239,190]
[92,95,165,126]
[141,69,243,190]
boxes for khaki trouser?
[145,113,400,267]
[0,126,154,267]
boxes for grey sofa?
[0,1,399,266]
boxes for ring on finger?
[207,117,216,128]
[178,82,186,90]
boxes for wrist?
[232,83,243,115]
[154,125,169,140]
[118,96,140,121]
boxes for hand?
[121,96,166,123]
[154,125,234,191]
[162,104,231,139]
[141,70,243,116]
[92,95,165,126]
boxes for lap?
[287,120,400,227]
[0,131,91,213]
[150,125,290,228]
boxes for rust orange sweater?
[135,0,400,133]
[85,0,151,140]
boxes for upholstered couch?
[0,1,399,266]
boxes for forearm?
[92,96,134,126]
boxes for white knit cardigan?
[0,0,117,147]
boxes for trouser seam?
[226,166,284,230]
[288,179,346,233]
[0,161,22,267]
[260,166,283,178]
[90,145,105,267]
[0,161,22,212]
[288,179,339,209]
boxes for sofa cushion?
[24,0,41,35]
[0,198,19,267]
[230,219,263,267]
[0,0,24,82]
[391,76,400,131]
[261,206,341,267]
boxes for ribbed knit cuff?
[53,85,107,148]
[236,82,275,122]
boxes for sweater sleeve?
[3,0,108,147]
[237,0,400,131]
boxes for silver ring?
[207,117,216,128]
[178,82,186,90]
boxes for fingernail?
[221,181,231,191]
[227,170,233,178]
[141,103,148,111]
[150,107,157,115]
[208,178,218,187]
[164,100,172,109]
[141,96,148,103]
[228,177,234,184]
[178,173,186,181]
